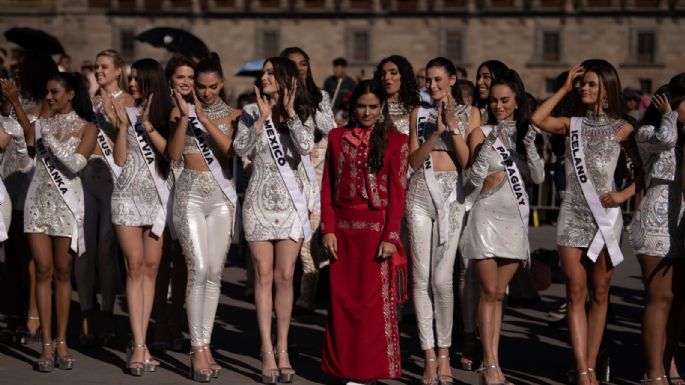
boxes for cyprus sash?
[0,180,8,241]
[416,107,456,244]
[35,120,85,255]
[126,107,170,237]
[187,105,239,228]
[263,117,312,241]
[92,108,122,178]
[569,117,623,266]
[481,125,530,236]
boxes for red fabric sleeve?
[320,132,336,235]
[381,134,409,245]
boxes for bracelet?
[143,123,155,133]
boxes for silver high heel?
[53,340,75,370]
[126,344,145,376]
[275,348,295,383]
[437,355,456,385]
[143,346,159,372]
[189,346,212,383]
[205,345,221,379]
[260,350,279,384]
[36,342,54,372]
[641,374,667,384]
[477,364,505,385]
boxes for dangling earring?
[602,97,609,110]
[378,114,385,123]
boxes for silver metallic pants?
[75,157,119,312]
[173,170,234,346]
[406,170,464,350]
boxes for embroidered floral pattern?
[335,218,383,232]
[380,260,401,378]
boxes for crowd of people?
[0,46,684,385]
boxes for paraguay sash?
[569,117,623,266]
[481,125,530,238]
[35,120,85,255]
[416,107,456,245]
[187,104,239,229]
[0,180,8,241]
[92,108,122,178]
[263,117,312,241]
[125,107,170,237]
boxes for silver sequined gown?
[557,114,624,248]
[2,113,36,212]
[388,101,411,136]
[111,107,164,227]
[629,111,684,257]
[24,111,86,237]
[234,103,314,241]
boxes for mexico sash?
[263,117,312,241]
[35,120,85,255]
[569,117,623,266]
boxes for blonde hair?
[96,49,129,92]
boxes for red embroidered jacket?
[320,126,409,246]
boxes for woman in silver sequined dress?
[76,49,132,346]
[532,60,639,385]
[280,47,336,314]
[234,57,315,383]
[629,86,685,384]
[23,73,97,371]
[463,69,544,385]
[405,57,477,385]
[374,55,421,136]
[110,59,173,376]
[168,53,240,381]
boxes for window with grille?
[258,30,280,57]
[639,78,652,94]
[636,32,656,64]
[585,0,612,7]
[350,30,370,63]
[442,0,467,8]
[538,0,563,8]
[542,31,560,63]
[443,30,463,63]
[490,0,515,8]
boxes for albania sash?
[35,120,85,255]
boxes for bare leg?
[52,237,74,359]
[250,241,277,376]
[28,233,54,361]
[273,239,302,375]
[141,228,163,364]
[117,225,146,369]
[491,259,520,384]
[586,251,613,383]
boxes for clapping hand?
[173,87,189,117]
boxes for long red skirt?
[321,207,402,381]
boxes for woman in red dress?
[320,79,409,383]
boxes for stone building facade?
[1,0,683,99]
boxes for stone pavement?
[0,225,667,384]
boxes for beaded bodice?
[184,100,233,155]
[389,101,410,135]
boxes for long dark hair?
[279,47,323,108]
[476,59,509,109]
[49,72,93,123]
[425,57,463,104]
[131,58,174,176]
[640,84,685,130]
[18,50,59,100]
[579,59,624,119]
[195,52,225,99]
[489,69,530,160]
[262,57,316,123]
[373,55,421,112]
[347,80,394,173]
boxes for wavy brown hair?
[262,57,316,124]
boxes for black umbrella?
[4,27,64,54]
[135,27,209,58]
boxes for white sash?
[569,117,623,265]
[0,180,8,241]
[416,107,456,244]
[481,125,530,239]
[93,108,122,178]
[263,117,312,241]
[125,107,170,237]
[187,105,239,230]
[35,121,85,255]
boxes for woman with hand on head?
[109,58,173,377]
[320,80,409,384]
[374,55,421,136]
[23,72,97,372]
[531,60,639,385]
[167,52,240,382]
[234,57,316,384]
[75,49,133,347]
[629,85,685,385]
[280,47,336,314]
[406,57,478,385]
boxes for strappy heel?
[477,364,506,385]
[143,346,159,372]
[205,345,221,379]
[36,342,54,372]
[576,369,593,385]
[274,348,295,383]
[422,356,438,385]
[126,343,145,376]
[437,355,456,385]
[53,340,75,370]
[260,350,279,384]
[641,374,667,384]
[189,347,212,383]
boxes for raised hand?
[563,65,585,93]
[255,86,271,120]
[190,89,208,123]
[652,93,671,114]
[142,93,154,132]
[100,90,119,125]
[173,87,189,117]
[0,79,20,105]
[283,76,298,118]
[111,97,130,131]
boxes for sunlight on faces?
[261,61,278,96]
[381,61,401,98]
[426,66,455,103]
[196,72,223,105]
[489,84,517,122]
[287,52,309,79]
[579,71,603,108]
[45,79,74,113]
[354,92,384,128]
[476,66,494,100]
[171,65,195,97]
[94,55,122,87]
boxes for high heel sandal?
[422,356,438,385]
[477,364,505,385]
[189,347,212,383]
[205,346,221,379]
[274,348,295,383]
[641,374,667,384]
[143,346,160,372]
[53,340,75,370]
[437,355,456,385]
[260,351,279,384]
[126,344,145,376]
[36,342,54,372]
[576,369,592,385]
